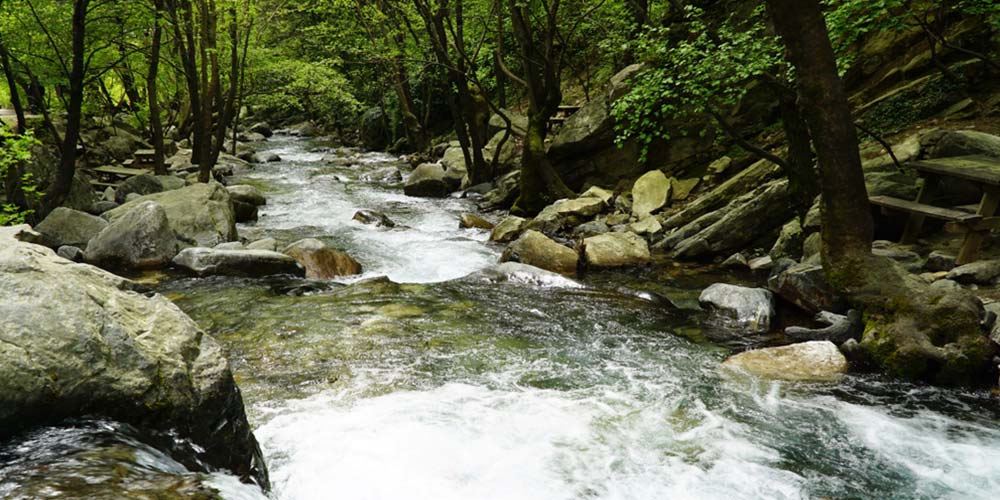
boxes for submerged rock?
[34,207,108,249]
[583,232,651,268]
[173,247,304,277]
[353,209,396,228]
[283,238,363,279]
[0,240,268,487]
[699,283,775,334]
[85,201,179,270]
[500,230,578,276]
[722,341,848,382]
[469,262,583,288]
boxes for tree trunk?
[765,0,872,287]
[42,0,89,215]
[778,93,819,219]
[516,112,573,213]
[148,0,166,175]
[0,34,26,133]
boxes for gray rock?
[173,247,304,277]
[946,260,1000,284]
[248,121,273,137]
[583,232,651,268]
[925,251,956,272]
[0,240,267,487]
[239,132,267,143]
[579,186,615,204]
[500,230,578,276]
[359,107,389,150]
[721,253,748,269]
[115,174,164,204]
[246,238,278,251]
[722,341,848,381]
[549,64,643,159]
[88,200,120,215]
[469,262,582,288]
[786,310,863,344]
[528,197,606,232]
[56,245,83,262]
[630,216,663,236]
[227,185,267,206]
[479,170,520,211]
[699,283,775,334]
[360,166,403,183]
[802,232,822,261]
[748,255,774,271]
[214,241,245,250]
[768,262,848,314]
[125,192,142,203]
[352,209,396,228]
[924,129,1000,158]
[85,201,179,270]
[404,163,451,197]
[104,182,237,248]
[573,220,610,238]
[156,175,186,191]
[252,152,281,164]
[34,207,108,249]
[631,170,671,218]
[487,109,529,137]
[233,200,259,223]
[770,219,804,260]
[490,216,528,243]
[283,238,363,279]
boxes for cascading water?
[3,135,999,500]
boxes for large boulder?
[283,238,363,279]
[104,182,237,248]
[404,163,452,197]
[699,283,775,334]
[172,247,305,277]
[527,197,606,232]
[582,232,651,268]
[115,174,164,204]
[631,170,671,219]
[946,260,1000,285]
[34,207,108,249]
[248,121,273,138]
[0,240,268,487]
[500,230,578,276]
[487,109,529,137]
[85,201,179,270]
[227,184,267,207]
[548,64,643,159]
[482,131,520,173]
[353,209,396,228]
[722,341,849,382]
[923,129,1000,158]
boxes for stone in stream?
[227,184,267,206]
[573,220,610,238]
[631,169,671,219]
[583,232,651,268]
[34,207,108,249]
[699,283,775,334]
[353,209,396,228]
[173,247,305,277]
[252,152,281,164]
[283,238,363,279]
[468,262,583,288]
[924,251,956,272]
[0,239,268,487]
[404,163,452,197]
[104,181,237,248]
[785,310,863,345]
[500,230,578,276]
[527,197,606,233]
[459,213,493,230]
[233,200,259,223]
[946,259,1000,284]
[722,341,849,382]
[490,215,528,243]
[360,166,403,183]
[248,121,273,137]
[85,201,180,270]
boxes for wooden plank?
[944,216,1000,233]
[900,176,940,243]
[908,155,1000,186]
[91,165,148,177]
[88,180,118,188]
[870,195,981,222]
[134,149,155,156]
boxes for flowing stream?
[3,135,1000,500]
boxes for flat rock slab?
[722,340,848,382]
[500,230,578,276]
[583,232,651,268]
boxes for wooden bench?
[547,105,581,132]
[871,155,1000,264]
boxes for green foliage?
[249,52,360,124]
[823,0,907,73]
[0,125,41,226]
[611,5,783,161]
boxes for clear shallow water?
[3,136,999,500]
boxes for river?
[2,135,1000,500]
